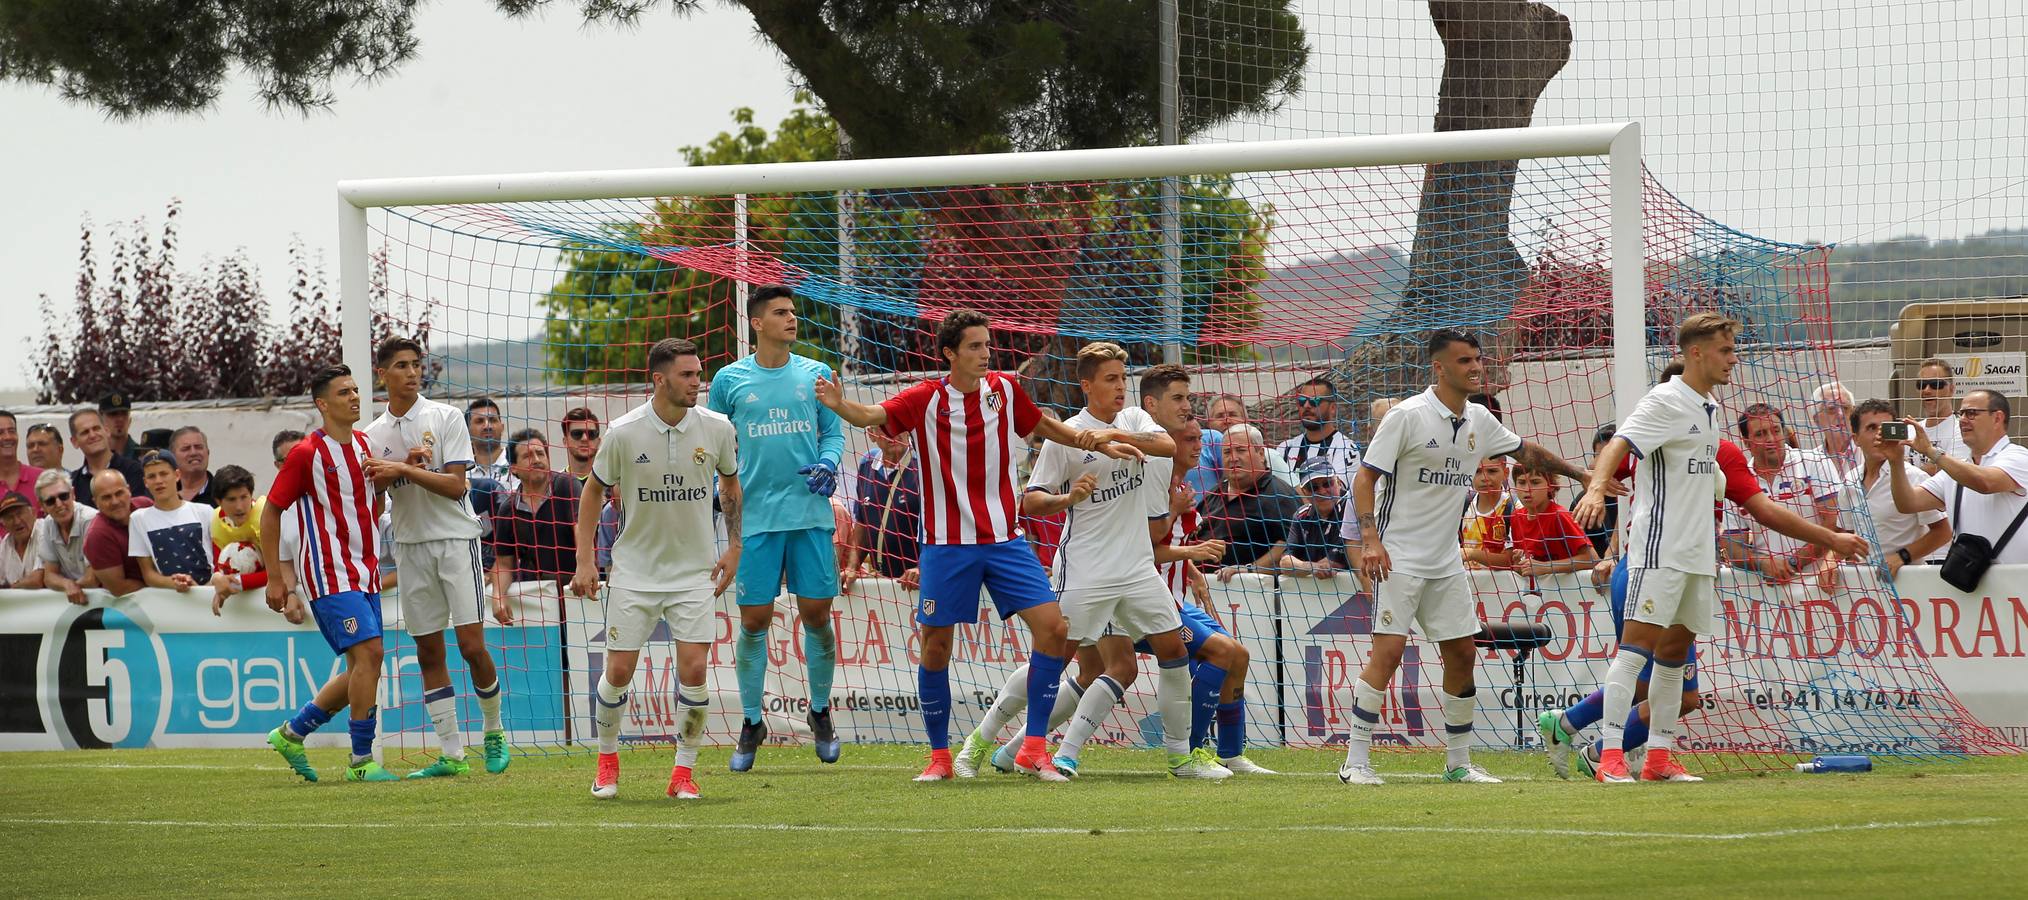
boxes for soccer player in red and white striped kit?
[815,309,1146,781]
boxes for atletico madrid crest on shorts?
[343,616,359,635]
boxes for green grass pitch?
[2,746,2022,897]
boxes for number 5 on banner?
[86,629,132,744]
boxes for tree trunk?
[1328,0,1570,416]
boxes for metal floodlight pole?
[1159,0,1184,366]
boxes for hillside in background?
[1827,228,2028,342]
[437,228,2026,389]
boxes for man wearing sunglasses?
[1884,390,2028,567]
[1278,377,1361,481]
[33,469,97,604]
[1912,358,1967,473]
[560,407,601,484]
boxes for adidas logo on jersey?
[745,392,760,403]
[1688,424,1701,434]
[1083,452,1097,462]
[1424,438,1440,449]
[635,452,651,464]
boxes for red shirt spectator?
[85,495,154,592]
[1509,502,1591,561]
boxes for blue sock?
[1564,687,1607,731]
[1624,706,1651,750]
[285,702,333,740]
[919,666,951,750]
[736,626,767,724]
[1191,663,1226,750]
[348,710,376,762]
[803,621,836,713]
[1216,700,1245,760]
[1024,651,1066,738]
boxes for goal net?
[340,126,2009,774]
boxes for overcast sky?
[0,2,800,391]
[5,1,2025,392]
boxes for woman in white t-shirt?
[129,451,216,592]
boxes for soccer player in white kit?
[362,337,509,778]
[574,338,742,801]
[1016,343,1218,778]
[1340,329,1597,786]
[1572,312,1740,784]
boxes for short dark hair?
[1139,364,1190,400]
[1659,359,1686,382]
[1513,458,1562,483]
[375,336,423,367]
[309,364,351,400]
[1850,398,1895,433]
[1969,389,2012,425]
[272,430,305,459]
[1592,422,1617,448]
[0,410,13,426]
[213,465,256,499]
[505,427,547,466]
[466,398,501,420]
[647,337,699,375]
[1426,329,1480,360]
[25,423,59,442]
[747,285,795,324]
[1737,402,1784,437]
[67,409,99,436]
[936,309,991,359]
[1296,376,1336,397]
[561,406,599,429]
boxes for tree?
[540,100,1274,394]
[34,202,438,402]
[1319,0,1571,422]
[6,1,1305,158]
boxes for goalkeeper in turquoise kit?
[708,285,848,772]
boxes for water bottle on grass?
[1795,754,1872,773]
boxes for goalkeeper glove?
[798,460,838,498]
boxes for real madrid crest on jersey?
[693,446,708,466]
[1467,432,1476,451]
[422,429,436,449]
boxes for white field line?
[0,816,2001,842]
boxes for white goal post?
[334,121,1643,418]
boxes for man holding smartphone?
[1852,400,1952,574]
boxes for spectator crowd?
[1,353,2021,607]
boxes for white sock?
[675,682,708,769]
[975,664,1030,739]
[1049,679,1083,732]
[1647,661,1687,755]
[1600,649,1649,752]
[1158,657,1191,755]
[594,676,628,755]
[1056,676,1123,761]
[475,678,503,733]
[1441,689,1475,770]
[1345,678,1383,768]
[423,686,464,760]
